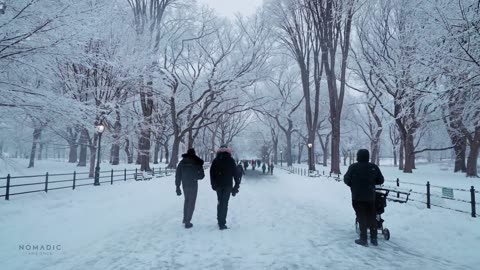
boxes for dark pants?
[353,200,377,240]
[216,187,232,226]
[182,183,198,224]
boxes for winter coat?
[175,153,205,187]
[236,164,245,177]
[344,149,384,202]
[210,148,240,190]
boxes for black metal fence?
[281,165,478,218]
[383,178,478,218]
[0,167,175,201]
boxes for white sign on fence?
[442,187,454,199]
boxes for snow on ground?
[0,166,479,270]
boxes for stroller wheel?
[382,228,390,240]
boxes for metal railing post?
[73,171,76,190]
[471,186,476,218]
[45,172,49,193]
[124,169,127,181]
[5,174,10,200]
[426,181,431,209]
[396,178,400,198]
[111,169,114,185]
[135,168,138,180]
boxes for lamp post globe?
[94,124,105,186]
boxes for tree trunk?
[399,138,404,170]
[111,144,120,166]
[393,144,397,167]
[297,143,304,164]
[28,128,42,168]
[125,138,133,164]
[37,143,44,160]
[153,139,160,164]
[138,126,151,171]
[403,133,414,173]
[168,136,181,168]
[452,135,467,173]
[466,141,479,177]
[286,132,293,166]
[330,120,341,174]
[163,142,169,164]
[68,142,78,163]
[77,128,88,167]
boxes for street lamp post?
[94,124,105,186]
[307,143,313,171]
[280,150,283,167]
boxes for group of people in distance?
[175,144,385,247]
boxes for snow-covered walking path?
[0,169,478,270]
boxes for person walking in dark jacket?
[344,149,384,246]
[210,145,241,230]
[175,148,205,229]
[243,160,249,171]
[262,163,266,174]
[269,163,274,175]
[236,161,245,181]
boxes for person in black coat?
[175,148,205,229]
[236,161,245,181]
[210,145,241,230]
[344,149,384,246]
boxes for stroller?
[355,188,391,240]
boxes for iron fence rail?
[1,167,176,200]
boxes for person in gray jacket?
[344,149,384,246]
[175,148,205,229]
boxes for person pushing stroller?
[344,149,384,246]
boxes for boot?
[355,239,368,246]
[219,224,228,230]
[185,223,193,229]
[370,238,378,246]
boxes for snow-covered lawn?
[0,167,478,270]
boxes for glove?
[232,187,239,197]
[176,186,182,196]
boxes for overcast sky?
[198,0,264,18]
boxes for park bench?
[134,171,153,181]
[377,186,412,204]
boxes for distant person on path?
[262,163,266,174]
[243,160,249,171]
[344,149,384,246]
[236,161,245,181]
[269,163,274,175]
[210,145,241,230]
[252,159,256,171]
[175,148,205,229]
